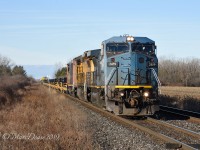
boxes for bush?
[0,75,30,108]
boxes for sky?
[0,0,200,77]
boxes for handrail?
[106,68,117,86]
[149,68,161,94]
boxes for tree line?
[55,57,200,87]
[0,54,26,77]
[158,57,200,86]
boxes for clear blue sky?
[0,0,200,65]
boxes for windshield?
[106,43,129,57]
[131,43,155,55]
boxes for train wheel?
[77,87,84,100]
[90,89,105,108]
[90,91,98,104]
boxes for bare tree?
[159,57,200,86]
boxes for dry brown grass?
[159,86,200,112]
[0,84,93,149]
[0,75,30,107]
[160,86,200,98]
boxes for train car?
[64,35,160,116]
[101,35,160,116]
[66,60,74,95]
[40,76,48,83]
[76,49,101,101]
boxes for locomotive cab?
[101,35,160,116]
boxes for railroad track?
[44,84,199,149]
[160,105,200,123]
[63,94,197,150]
[147,117,200,139]
[133,117,200,149]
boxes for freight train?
[47,35,160,116]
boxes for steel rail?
[160,105,200,123]
[147,117,200,139]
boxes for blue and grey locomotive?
[65,35,160,116]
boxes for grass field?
[159,86,200,112]
[160,86,200,99]
[0,84,93,149]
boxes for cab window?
[132,43,155,55]
[106,43,129,57]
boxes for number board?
[107,62,119,67]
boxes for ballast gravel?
[67,99,167,150]
[165,120,200,133]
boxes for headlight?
[144,92,149,97]
[127,36,134,42]
[120,92,124,97]
[127,37,131,41]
